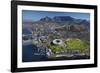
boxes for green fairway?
[65,38,89,50]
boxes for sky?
[22,10,90,22]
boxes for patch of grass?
[65,38,89,50]
[48,38,90,52]
[48,45,64,52]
